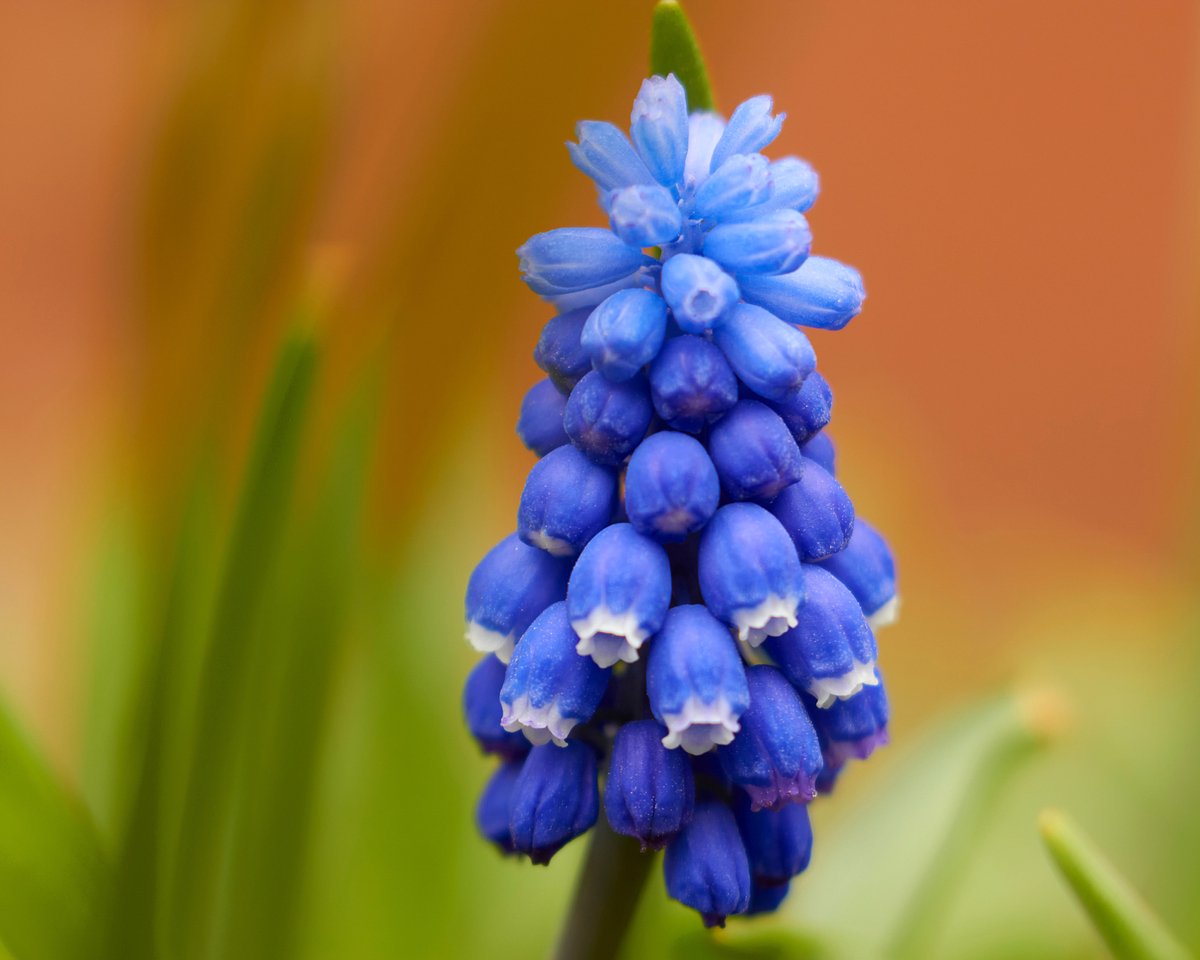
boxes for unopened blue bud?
[630,74,690,189]
[769,458,855,561]
[518,227,654,297]
[818,519,899,628]
[744,880,791,917]
[659,254,739,333]
[800,430,836,475]
[762,565,878,708]
[580,289,668,382]
[683,112,726,191]
[811,674,889,767]
[535,308,593,395]
[647,604,751,755]
[767,370,832,443]
[709,94,785,172]
[517,378,569,457]
[726,156,818,219]
[607,183,684,247]
[567,523,671,667]
[518,444,617,556]
[734,791,813,886]
[500,601,610,746]
[465,532,571,661]
[509,740,599,864]
[567,120,656,192]
[563,371,654,465]
[624,432,720,542]
[738,256,865,330]
[476,758,524,854]
[713,303,816,402]
[664,801,751,928]
[704,209,811,277]
[649,334,739,432]
[464,655,533,758]
[604,719,695,850]
[707,399,803,502]
[699,503,804,646]
[546,267,659,314]
[691,153,772,220]
[718,665,822,811]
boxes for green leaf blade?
[650,1,715,111]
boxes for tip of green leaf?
[650,0,715,112]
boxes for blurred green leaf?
[651,1,715,111]
[0,700,108,960]
[1040,809,1192,960]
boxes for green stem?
[552,818,655,960]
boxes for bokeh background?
[1,1,1198,958]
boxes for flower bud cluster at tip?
[465,73,897,927]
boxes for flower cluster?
[463,74,899,926]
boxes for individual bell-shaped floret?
[630,73,689,190]
[518,227,656,297]
[767,369,832,444]
[659,254,740,333]
[464,532,571,661]
[604,719,695,850]
[476,758,524,854]
[648,334,739,432]
[664,801,751,928]
[769,458,855,561]
[548,268,658,314]
[725,156,818,219]
[707,399,803,502]
[818,518,899,629]
[500,602,610,745]
[463,655,533,758]
[744,880,791,917]
[810,672,890,766]
[647,604,751,755]
[563,371,654,466]
[734,791,813,886]
[516,378,569,457]
[713,303,816,402]
[801,430,836,475]
[703,209,811,277]
[698,503,804,646]
[691,153,772,220]
[567,523,671,667]
[683,112,725,190]
[624,432,720,542]
[738,256,865,331]
[567,120,656,192]
[709,94,785,172]
[581,289,668,382]
[509,740,599,865]
[535,308,593,395]
[517,444,617,556]
[763,565,878,708]
[607,184,684,247]
[718,665,822,811]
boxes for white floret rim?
[500,695,576,747]
[465,621,516,664]
[807,660,879,709]
[732,594,800,647]
[525,529,576,557]
[571,606,649,668]
[867,594,900,630]
[660,695,742,756]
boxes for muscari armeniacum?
[463,71,899,926]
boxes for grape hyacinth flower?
[462,40,899,930]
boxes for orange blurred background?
[1,0,1197,781]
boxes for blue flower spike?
[509,740,600,865]
[567,523,672,667]
[698,503,804,646]
[499,602,610,746]
[466,40,895,925]
[647,604,751,754]
[605,720,695,850]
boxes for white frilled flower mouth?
[660,696,742,755]
[652,507,700,537]
[524,529,576,557]
[465,621,516,664]
[500,695,576,747]
[571,607,649,668]
[867,594,900,630]
[732,594,800,647]
[807,660,879,709]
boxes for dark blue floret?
[563,371,654,466]
[734,791,813,885]
[648,334,739,432]
[707,398,803,502]
[517,444,617,556]
[623,431,720,542]
[663,800,751,928]
[769,457,855,561]
[817,518,898,626]
[713,302,816,402]
[767,369,832,443]
[605,720,695,850]
[509,741,599,865]
[517,378,570,457]
[581,288,668,382]
[800,430,836,475]
[744,879,792,916]
[534,307,593,395]
[463,655,533,759]
[477,759,524,854]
